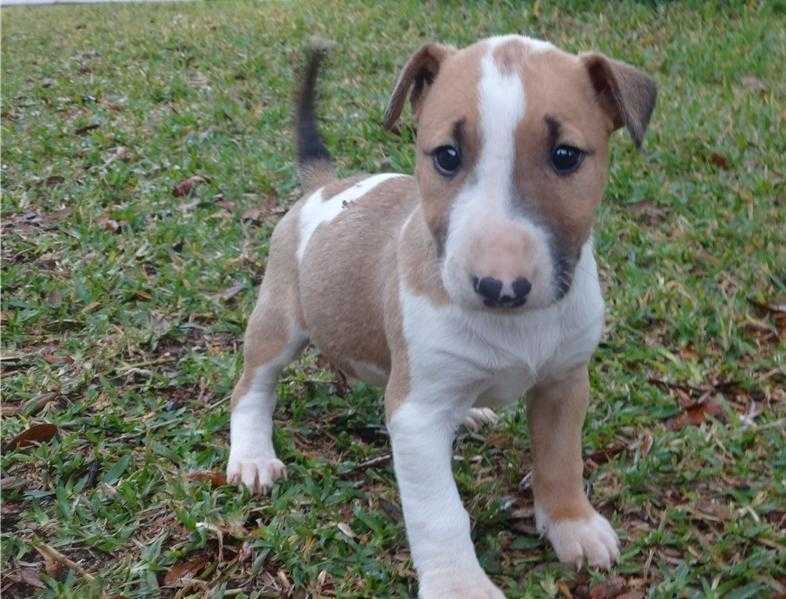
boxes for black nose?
[473,276,503,303]
[472,276,531,307]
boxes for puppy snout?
[472,275,531,308]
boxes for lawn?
[1,1,785,597]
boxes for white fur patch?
[439,38,557,310]
[535,504,620,569]
[227,329,306,494]
[407,240,604,406]
[297,173,402,262]
[388,399,502,595]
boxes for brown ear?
[582,53,657,148]
[383,43,454,131]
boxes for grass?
[1,0,785,597]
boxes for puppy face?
[385,35,656,311]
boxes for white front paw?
[226,453,287,495]
[419,569,505,599]
[463,407,499,432]
[536,507,620,569]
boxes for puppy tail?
[295,37,336,193]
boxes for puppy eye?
[433,145,461,176]
[551,145,584,174]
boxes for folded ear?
[581,53,657,148]
[383,43,454,131]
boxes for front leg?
[386,374,505,599]
[527,365,619,569]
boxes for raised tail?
[295,37,337,193]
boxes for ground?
[1,1,785,597]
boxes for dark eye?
[551,145,584,174]
[433,145,461,176]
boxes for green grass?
[1,1,785,597]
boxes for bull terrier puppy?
[227,34,656,598]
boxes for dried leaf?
[586,442,627,467]
[241,207,264,224]
[708,153,730,170]
[589,576,626,599]
[667,399,724,431]
[17,567,46,589]
[33,543,93,581]
[215,282,244,302]
[628,200,667,225]
[44,175,65,187]
[97,216,123,233]
[163,554,209,586]
[337,522,356,539]
[75,122,100,135]
[171,175,207,198]
[187,470,227,488]
[1,402,21,416]
[4,422,58,450]
[105,146,130,165]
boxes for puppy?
[227,34,656,597]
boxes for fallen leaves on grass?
[97,216,125,233]
[666,398,725,431]
[172,175,208,197]
[708,152,731,170]
[33,542,93,581]
[104,145,131,165]
[4,422,58,450]
[163,554,209,587]
[74,122,100,135]
[241,195,286,225]
[187,470,227,488]
[5,567,45,590]
[628,200,667,226]
[213,281,244,302]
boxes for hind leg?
[228,279,307,494]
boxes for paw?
[463,407,499,432]
[226,454,287,495]
[420,569,505,599]
[536,507,619,569]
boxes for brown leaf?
[163,554,209,586]
[589,576,627,599]
[187,470,227,488]
[171,175,207,197]
[627,200,666,226]
[105,146,130,165]
[44,175,65,187]
[4,422,58,450]
[97,216,123,233]
[667,399,724,431]
[586,442,627,468]
[1,403,22,416]
[241,207,264,224]
[75,122,100,135]
[17,567,46,589]
[708,153,730,170]
[215,282,244,302]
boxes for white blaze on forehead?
[477,39,526,203]
[297,173,402,262]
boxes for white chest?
[400,245,605,405]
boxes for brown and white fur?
[227,35,656,598]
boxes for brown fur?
[230,206,307,408]
[527,366,594,521]
[299,176,417,378]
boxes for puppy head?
[384,35,656,311]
